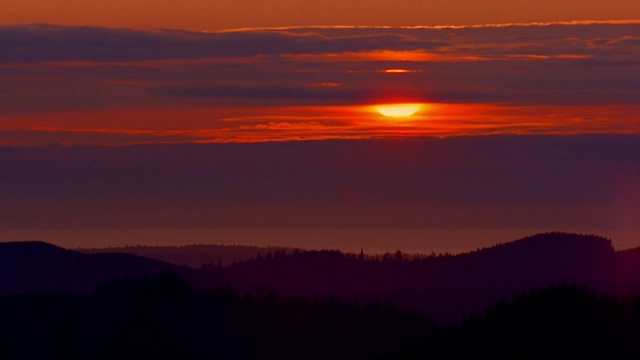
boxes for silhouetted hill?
[0,274,434,360]
[613,246,640,294]
[448,232,614,288]
[220,233,619,321]
[4,233,639,321]
[79,244,299,268]
[0,241,217,295]
[392,284,640,359]
[4,275,640,359]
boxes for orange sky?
[1,0,640,30]
[2,103,639,146]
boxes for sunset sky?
[1,2,639,251]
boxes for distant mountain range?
[3,232,640,321]
[0,241,217,295]
[79,244,297,268]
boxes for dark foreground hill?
[2,275,640,359]
[0,274,434,360]
[0,241,217,295]
[392,284,640,359]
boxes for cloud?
[152,84,387,106]
[0,25,446,63]
[0,129,209,146]
[2,22,639,63]
[1,22,639,141]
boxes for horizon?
[2,228,640,255]
[1,135,639,251]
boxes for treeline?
[81,244,298,268]
[393,283,640,359]
[0,273,433,360]
[3,274,640,359]
[207,233,617,321]
[3,234,629,323]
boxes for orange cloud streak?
[284,51,487,63]
[2,103,639,145]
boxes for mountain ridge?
[1,232,637,321]
[0,241,217,296]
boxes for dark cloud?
[2,23,639,63]
[152,84,471,105]
[0,129,207,146]
[1,22,639,117]
[155,84,368,102]
[151,81,638,106]
[0,25,446,63]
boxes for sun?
[375,103,422,118]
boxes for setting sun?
[375,103,423,118]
